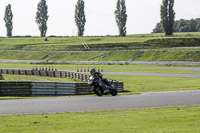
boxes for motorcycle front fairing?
[88,76,95,86]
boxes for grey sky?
[0,0,200,37]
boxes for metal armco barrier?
[0,81,124,96]
[0,69,90,81]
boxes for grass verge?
[1,34,200,51]
[0,97,35,100]
[0,106,199,133]
[1,50,200,62]
[105,68,200,74]
[2,74,80,82]
[1,34,200,62]
[104,75,200,94]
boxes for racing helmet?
[90,68,96,75]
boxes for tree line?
[153,18,200,33]
[3,0,178,37]
[3,0,127,37]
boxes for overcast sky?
[0,0,200,37]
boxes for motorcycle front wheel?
[110,89,117,96]
[94,87,103,96]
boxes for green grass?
[1,62,200,74]
[2,74,80,82]
[135,50,200,62]
[105,68,200,74]
[0,62,179,70]
[0,36,148,46]
[0,50,139,61]
[0,33,200,51]
[1,33,200,61]
[104,75,200,94]
[0,36,152,51]
[1,50,200,62]
[0,106,199,133]
[45,50,139,61]
[0,97,35,100]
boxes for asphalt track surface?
[0,91,200,115]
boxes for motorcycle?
[88,76,118,96]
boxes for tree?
[35,0,49,37]
[176,19,186,32]
[152,23,164,33]
[4,4,13,37]
[173,21,179,32]
[153,18,200,33]
[115,0,127,37]
[188,19,197,32]
[75,0,86,37]
[196,20,200,32]
[160,0,175,36]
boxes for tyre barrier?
[0,81,90,96]
[0,81,124,96]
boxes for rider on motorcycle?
[89,68,112,87]
[90,68,102,79]
[89,68,117,96]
